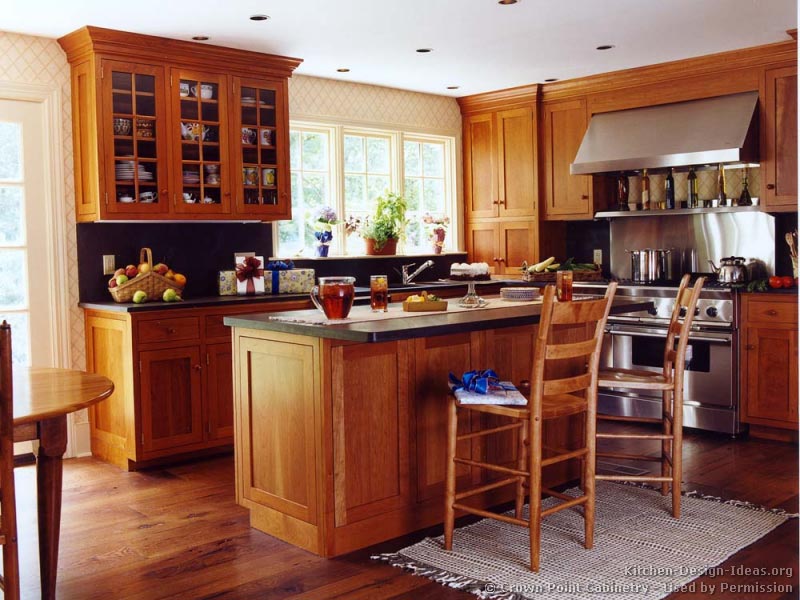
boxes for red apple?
[125,264,138,278]
[113,268,125,277]
[153,263,169,276]
[108,277,118,288]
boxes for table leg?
[36,416,67,600]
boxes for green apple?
[132,290,147,304]
[115,274,129,286]
[162,288,181,302]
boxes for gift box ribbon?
[448,369,516,395]
[264,260,296,294]
[236,256,264,295]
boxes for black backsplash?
[77,222,274,302]
[564,220,611,274]
[77,222,467,301]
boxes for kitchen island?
[224,295,650,556]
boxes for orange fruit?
[173,273,187,288]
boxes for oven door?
[601,323,734,408]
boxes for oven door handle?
[606,326,732,345]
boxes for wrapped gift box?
[236,256,265,295]
[264,267,315,294]
[218,270,237,296]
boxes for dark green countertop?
[223,296,653,343]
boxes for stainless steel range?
[577,281,742,435]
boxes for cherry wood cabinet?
[540,97,598,220]
[761,64,798,212]
[59,26,300,222]
[466,219,537,275]
[83,299,311,470]
[740,294,798,433]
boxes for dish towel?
[448,370,527,406]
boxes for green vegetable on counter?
[746,279,769,292]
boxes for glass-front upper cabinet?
[101,61,169,215]
[171,69,231,215]
[232,77,290,218]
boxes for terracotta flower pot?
[364,237,398,255]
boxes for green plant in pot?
[361,191,408,255]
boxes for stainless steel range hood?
[570,91,759,175]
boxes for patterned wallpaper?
[0,32,84,371]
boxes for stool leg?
[661,390,672,496]
[515,419,528,519]
[671,388,684,518]
[528,414,542,572]
[443,397,458,550]
[583,409,596,550]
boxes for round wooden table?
[13,367,114,600]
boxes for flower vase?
[432,227,446,255]
[315,244,330,257]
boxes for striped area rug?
[374,482,794,600]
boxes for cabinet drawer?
[138,317,200,344]
[745,299,798,325]
[205,314,230,339]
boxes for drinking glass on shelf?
[370,275,388,312]
[556,270,573,302]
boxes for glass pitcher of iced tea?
[310,276,356,319]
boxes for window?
[276,125,334,256]
[275,123,456,257]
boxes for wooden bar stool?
[596,275,705,518]
[0,322,19,599]
[443,283,617,571]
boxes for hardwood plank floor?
[14,424,798,599]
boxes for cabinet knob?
[492,200,500,205]
[168,328,176,334]
[581,194,589,200]
[193,364,202,371]
[766,183,775,190]
[492,257,500,263]
[766,309,778,316]
[745,344,755,350]
[498,257,506,262]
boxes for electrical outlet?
[593,249,603,265]
[102,254,116,276]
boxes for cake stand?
[458,280,486,308]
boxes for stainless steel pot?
[708,257,748,284]
[627,248,671,282]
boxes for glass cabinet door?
[102,61,168,215]
[232,78,290,218]
[171,69,230,214]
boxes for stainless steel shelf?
[595,205,763,219]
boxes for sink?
[387,281,449,290]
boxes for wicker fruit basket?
[108,248,182,303]
[523,269,604,282]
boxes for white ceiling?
[4,0,797,97]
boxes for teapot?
[708,257,748,284]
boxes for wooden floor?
[15,424,798,599]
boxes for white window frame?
[275,120,458,257]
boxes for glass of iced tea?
[556,270,573,302]
[370,275,389,312]
[310,276,356,319]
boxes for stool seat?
[455,393,587,420]
[598,368,671,390]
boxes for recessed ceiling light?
[498,0,518,4]
[416,48,433,53]
[337,68,350,73]
[192,36,210,41]
[447,85,460,90]
[250,14,270,21]
[544,78,558,82]
[596,44,615,51]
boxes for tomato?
[768,276,783,289]
[781,276,794,288]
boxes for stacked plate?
[500,287,539,302]
[115,161,135,181]
[183,170,200,184]
[138,164,153,181]
[241,96,256,105]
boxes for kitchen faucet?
[402,260,435,284]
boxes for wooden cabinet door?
[413,333,477,503]
[170,68,232,215]
[762,65,797,210]
[205,342,234,441]
[100,60,169,217]
[464,113,498,219]
[497,107,536,218]
[743,325,798,427]
[499,220,537,274]
[139,346,204,453]
[231,77,291,219]
[465,222,500,274]
[541,98,592,220]
[331,342,411,527]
